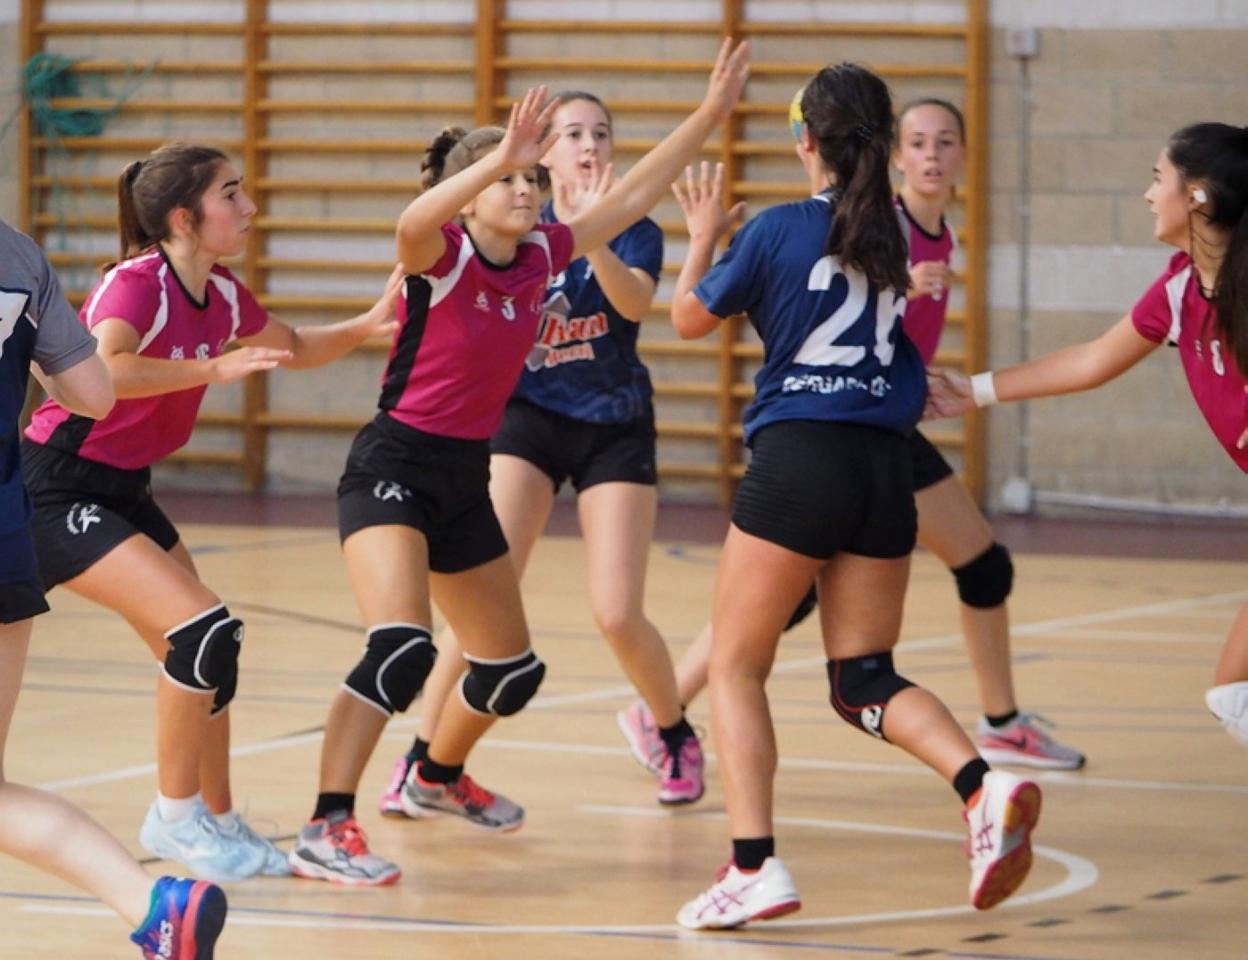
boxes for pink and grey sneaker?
[976,712,1086,770]
[379,756,422,818]
[401,768,524,832]
[965,769,1042,910]
[676,857,801,930]
[616,700,664,775]
[658,733,705,805]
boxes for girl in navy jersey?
[379,90,703,818]
[618,97,1084,774]
[21,143,402,883]
[290,42,749,886]
[1,218,226,959]
[669,64,1041,930]
[927,121,1248,748]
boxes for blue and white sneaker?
[139,800,267,884]
[215,812,291,877]
[130,876,227,959]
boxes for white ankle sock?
[156,792,201,823]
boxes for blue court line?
[186,534,335,556]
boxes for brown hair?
[800,63,909,293]
[116,143,229,261]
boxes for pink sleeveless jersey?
[24,249,269,469]
[379,220,574,439]
[896,195,956,365]
[1131,251,1248,472]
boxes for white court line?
[18,806,1098,934]
[36,590,1247,795]
[1022,629,1225,644]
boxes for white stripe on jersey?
[522,228,555,284]
[135,261,171,355]
[208,271,243,341]
[83,250,161,331]
[1163,265,1190,346]
[427,237,475,308]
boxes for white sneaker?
[676,857,801,930]
[216,812,292,877]
[1206,683,1248,746]
[139,799,267,884]
[966,770,1042,910]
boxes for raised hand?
[556,156,615,220]
[496,86,562,174]
[702,38,751,123]
[923,367,975,419]
[672,161,746,246]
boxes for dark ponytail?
[1168,122,1248,378]
[115,143,228,262]
[800,64,909,293]
[419,125,506,193]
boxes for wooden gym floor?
[3,497,1245,959]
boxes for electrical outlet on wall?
[1005,25,1039,59]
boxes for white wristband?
[969,372,998,408]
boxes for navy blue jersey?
[514,204,663,424]
[694,193,925,444]
[1,220,96,554]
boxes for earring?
[1193,188,1208,204]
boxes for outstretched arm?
[567,39,749,259]
[926,313,1161,418]
[239,265,403,369]
[395,88,560,275]
[670,162,747,340]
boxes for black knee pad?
[827,652,915,740]
[952,542,1014,609]
[459,648,545,717]
[343,624,436,716]
[784,586,818,633]
[164,604,243,715]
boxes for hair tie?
[853,123,875,144]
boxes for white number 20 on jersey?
[792,257,904,369]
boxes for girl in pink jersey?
[21,143,402,883]
[927,122,1248,747]
[378,90,704,821]
[289,41,749,886]
[617,98,1085,775]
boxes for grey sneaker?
[287,810,400,886]
[216,812,291,877]
[401,768,524,832]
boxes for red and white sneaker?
[965,770,1042,910]
[379,756,422,817]
[658,734,705,805]
[288,811,400,886]
[616,700,664,775]
[976,713,1085,770]
[677,857,801,930]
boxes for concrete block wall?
[3,1,1246,512]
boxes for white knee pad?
[1205,683,1248,746]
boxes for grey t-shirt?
[1,218,97,375]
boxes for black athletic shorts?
[908,429,955,492]
[490,398,657,493]
[733,420,916,560]
[0,526,50,622]
[337,413,508,574]
[21,440,180,589]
